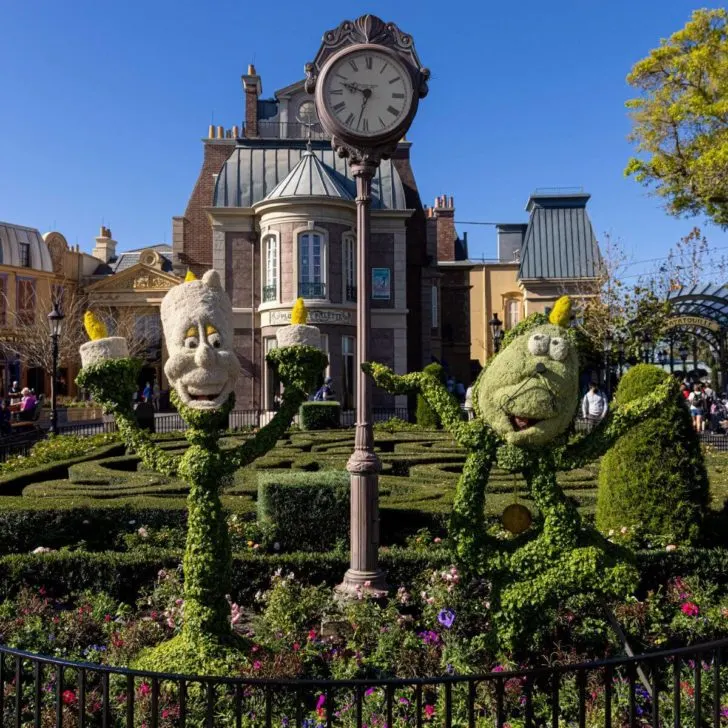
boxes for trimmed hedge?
[597,365,709,542]
[416,363,444,428]
[0,548,452,605]
[299,401,341,430]
[257,470,349,551]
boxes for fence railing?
[0,637,725,727]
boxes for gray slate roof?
[264,150,354,202]
[94,244,174,276]
[0,222,53,272]
[213,143,406,210]
[518,193,601,280]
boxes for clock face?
[321,48,414,139]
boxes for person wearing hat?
[314,376,335,401]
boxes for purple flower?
[365,687,375,697]
[437,609,455,629]
[316,694,326,710]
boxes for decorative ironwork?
[0,638,725,726]
[298,281,326,299]
[262,284,277,303]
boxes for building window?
[431,285,439,330]
[17,279,35,325]
[18,243,30,268]
[505,298,520,329]
[264,337,281,410]
[298,232,325,298]
[134,313,162,361]
[342,335,356,410]
[263,235,278,303]
[343,235,356,302]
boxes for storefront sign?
[262,309,354,326]
[664,315,721,333]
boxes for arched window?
[343,234,356,302]
[298,232,325,298]
[262,235,278,302]
[505,298,520,329]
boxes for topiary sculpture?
[597,364,709,543]
[367,297,675,649]
[76,271,327,673]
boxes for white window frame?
[342,232,356,303]
[261,232,280,304]
[297,229,327,299]
[320,333,330,377]
[505,298,521,330]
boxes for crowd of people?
[680,380,728,434]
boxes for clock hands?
[357,88,371,128]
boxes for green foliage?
[625,8,728,226]
[299,401,341,430]
[416,362,445,428]
[257,470,349,551]
[597,366,709,543]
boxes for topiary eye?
[528,333,550,356]
[184,326,199,349]
[549,337,569,362]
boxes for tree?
[625,9,728,226]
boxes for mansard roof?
[213,141,407,210]
[0,221,54,272]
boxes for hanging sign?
[664,316,721,333]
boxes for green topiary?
[416,363,446,428]
[299,401,341,430]
[257,470,349,551]
[597,365,709,543]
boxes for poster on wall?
[371,268,391,300]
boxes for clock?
[315,44,418,149]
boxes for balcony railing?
[262,284,277,303]
[346,284,357,302]
[256,121,329,140]
[298,281,326,299]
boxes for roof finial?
[296,111,316,155]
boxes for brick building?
[171,66,454,410]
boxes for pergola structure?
[666,284,728,387]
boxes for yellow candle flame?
[549,296,572,328]
[291,298,308,325]
[184,269,198,282]
[84,310,108,341]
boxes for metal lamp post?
[679,345,689,375]
[47,303,64,435]
[641,333,653,364]
[489,313,504,354]
[603,332,612,397]
[617,338,625,379]
[306,15,429,597]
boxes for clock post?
[306,15,429,596]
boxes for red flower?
[308,629,317,641]
[681,602,700,617]
[138,682,151,697]
[62,690,76,706]
[104,614,112,623]
[293,642,300,652]
[424,704,435,719]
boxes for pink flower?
[424,704,435,719]
[252,661,262,671]
[62,690,76,706]
[138,682,151,697]
[666,544,677,552]
[682,602,700,617]
[433,537,442,543]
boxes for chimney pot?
[232,125,239,137]
[208,124,215,138]
[216,125,224,139]
[248,63,256,76]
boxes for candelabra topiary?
[77,272,327,673]
[366,296,675,649]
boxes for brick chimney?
[92,226,117,264]
[242,64,262,138]
[431,195,456,262]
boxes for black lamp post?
[657,349,668,368]
[617,338,625,378]
[679,345,689,376]
[641,332,653,364]
[48,303,64,435]
[603,331,613,396]
[489,313,504,354]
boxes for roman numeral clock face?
[322,49,414,140]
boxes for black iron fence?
[0,638,725,726]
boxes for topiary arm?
[228,345,328,469]
[75,359,181,477]
[364,362,487,448]
[559,376,678,468]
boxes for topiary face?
[477,323,579,447]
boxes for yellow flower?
[83,311,107,341]
[549,296,572,328]
[291,298,308,325]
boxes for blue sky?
[1,0,726,279]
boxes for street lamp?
[603,332,613,396]
[47,302,64,435]
[489,313,504,354]
[641,332,653,364]
[679,345,689,375]
[657,349,668,368]
[617,338,625,378]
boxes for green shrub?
[257,470,349,551]
[299,401,341,430]
[416,363,445,428]
[597,365,709,543]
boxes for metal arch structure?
[666,283,728,385]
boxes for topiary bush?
[257,470,349,551]
[416,363,445,428]
[299,401,341,430]
[597,364,709,543]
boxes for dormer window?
[19,243,30,268]
[262,235,278,303]
[298,232,326,299]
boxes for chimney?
[433,194,456,262]
[92,226,117,264]
[242,64,262,138]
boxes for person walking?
[581,383,608,430]
[142,381,152,404]
[464,384,474,420]
[152,381,161,412]
[314,377,334,401]
[688,383,705,433]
